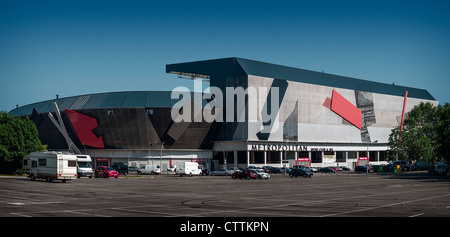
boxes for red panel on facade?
[65,109,105,149]
[330,90,362,129]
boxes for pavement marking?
[10,213,32,217]
[409,213,424,217]
[64,210,111,217]
[188,187,450,217]
[321,193,450,217]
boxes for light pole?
[160,142,164,171]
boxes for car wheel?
[289,174,293,178]
[232,175,236,179]
[30,174,35,181]
[104,173,109,178]
[246,176,250,180]
[258,175,262,179]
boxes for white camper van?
[139,165,161,175]
[176,162,202,177]
[28,152,78,183]
[76,155,93,178]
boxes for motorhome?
[28,152,78,183]
[76,155,93,178]
[176,162,202,177]
[22,154,32,174]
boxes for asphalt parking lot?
[1,172,449,218]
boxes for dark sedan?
[320,167,336,173]
[289,168,313,178]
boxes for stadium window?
[107,110,114,116]
[146,109,154,115]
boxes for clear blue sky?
[1,0,449,112]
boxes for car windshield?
[106,167,115,171]
[78,162,92,168]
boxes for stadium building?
[10,57,438,171]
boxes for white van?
[176,162,202,177]
[28,152,78,183]
[76,155,93,178]
[139,165,161,175]
[168,165,177,172]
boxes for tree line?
[388,102,450,167]
[0,112,45,174]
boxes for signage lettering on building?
[250,144,334,152]
[310,148,334,152]
[251,144,308,152]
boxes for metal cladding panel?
[100,92,127,108]
[83,93,108,109]
[122,91,148,107]
[330,90,362,129]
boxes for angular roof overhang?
[166,57,435,101]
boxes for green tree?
[436,103,450,163]
[387,102,440,167]
[0,112,46,174]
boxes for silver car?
[211,169,232,176]
[253,169,270,179]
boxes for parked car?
[253,169,270,179]
[95,166,119,178]
[268,167,282,173]
[262,166,273,173]
[139,165,161,175]
[289,168,313,178]
[320,167,336,173]
[201,168,210,176]
[329,167,341,172]
[168,165,177,172]
[211,169,230,176]
[127,166,141,174]
[111,164,129,175]
[231,169,258,179]
[355,166,372,173]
